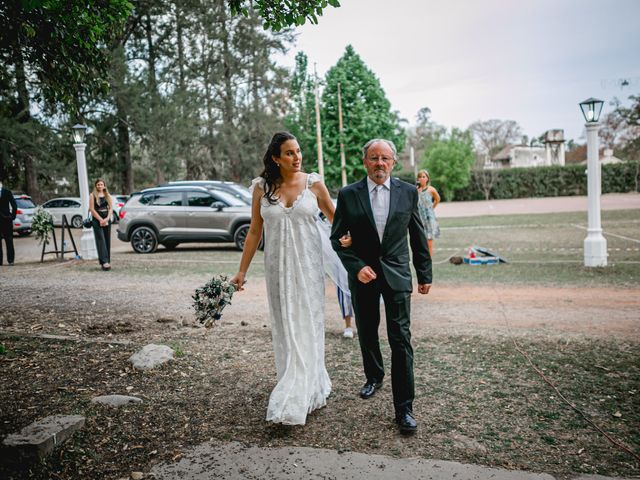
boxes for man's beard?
[373,169,387,180]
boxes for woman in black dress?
[89,178,114,270]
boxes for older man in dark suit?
[0,181,17,266]
[330,138,432,434]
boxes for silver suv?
[117,186,253,253]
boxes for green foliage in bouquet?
[31,207,54,246]
[192,275,238,328]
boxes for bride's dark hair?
[260,131,297,205]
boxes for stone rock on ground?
[91,395,143,408]
[128,344,174,370]
[1,415,85,464]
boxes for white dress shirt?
[367,176,391,241]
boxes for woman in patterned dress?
[416,169,441,257]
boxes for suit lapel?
[355,177,377,234]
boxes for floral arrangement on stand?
[31,207,54,246]
[192,274,238,328]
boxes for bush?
[452,161,640,201]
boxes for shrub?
[452,161,640,201]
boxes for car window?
[16,198,36,208]
[139,194,153,205]
[187,191,216,207]
[151,191,183,206]
[44,200,60,208]
[206,189,245,206]
[70,200,81,208]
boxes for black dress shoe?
[359,381,382,399]
[395,411,418,434]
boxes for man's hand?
[417,283,431,294]
[357,266,377,284]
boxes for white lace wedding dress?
[250,172,331,425]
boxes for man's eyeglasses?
[366,156,394,163]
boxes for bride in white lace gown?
[230,132,347,425]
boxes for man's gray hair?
[362,138,397,160]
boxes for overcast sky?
[280,0,640,142]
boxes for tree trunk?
[176,3,196,178]
[220,3,236,179]
[116,107,133,194]
[111,46,134,194]
[14,46,41,201]
[145,9,165,184]
[203,43,218,179]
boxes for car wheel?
[131,226,158,254]
[162,242,179,250]
[71,215,83,229]
[18,230,32,237]
[234,224,250,250]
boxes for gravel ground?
[1,196,638,479]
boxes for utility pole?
[410,146,417,179]
[314,64,324,178]
[338,82,347,187]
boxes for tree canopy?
[0,0,133,109]
[320,45,405,188]
[422,128,475,201]
[229,0,341,31]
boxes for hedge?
[396,162,639,201]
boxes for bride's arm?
[311,181,335,223]
[230,186,264,290]
[311,182,352,247]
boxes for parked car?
[159,180,252,205]
[42,197,84,228]
[117,185,254,253]
[110,194,129,223]
[13,194,37,236]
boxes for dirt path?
[2,264,637,342]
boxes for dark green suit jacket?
[330,177,432,292]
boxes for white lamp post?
[579,98,607,267]
[72,124,98,260]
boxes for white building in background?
[579,148,623,166]
[485,129,566,169]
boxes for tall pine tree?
[321,45,405,189]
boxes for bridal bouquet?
[192,274,238,328]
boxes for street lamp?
[579,98,607,267]
[579,98,604,123]
[72,124,98,260]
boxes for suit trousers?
[350,273,414,413]
[92,219,111,265]
[0,218,15,265]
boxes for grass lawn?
[433,209,640,287]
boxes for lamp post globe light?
[72,124,98,260]
[579,98,607,267]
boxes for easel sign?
[41,214,79,262]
